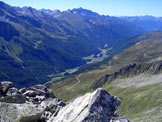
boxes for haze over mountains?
[0,1,162,88]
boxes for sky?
[1,0,162,17]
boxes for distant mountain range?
[120,16,162,31]
[0,1,161,87]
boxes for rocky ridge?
[93,60,162,89]
[0,81,129,122]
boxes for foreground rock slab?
[0,102,44,122]
[48,88,121,122]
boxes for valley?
[50,31,162,121]
[0,1,162,122]
[0,1,147,87]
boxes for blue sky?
[1,0,162,16]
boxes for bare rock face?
[48,88,121,122]
[0,102,44,122]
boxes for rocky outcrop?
[6,87,20,96]
[0,81,129,122]
[21,84,55,104]
[0,82,56,104]
[93,60,162,89]
[0,102,44,122]
[0,81,66,122]
[0,81,26,103]
[48,88,121,122]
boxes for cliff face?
[93,60,162,89]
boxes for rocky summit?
[48,88,121,122]
[0,81,129,122]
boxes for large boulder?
[48,88,121,122]
[1,81,13,93]
[23,85,54,98]
[23,85,55,104]
[19,88,27,93]
[41,98,66,113]
[29,85,55,98]
[0,102,44,122]
[23,90,37,97]
[0,94,26,104]
[6,87,20,96]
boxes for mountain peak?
[69,7,99,17]
[0,1,5,5]
[0,1,9,8]
[40,8,53,14]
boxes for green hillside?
[50,31,162,121]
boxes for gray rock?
[0,90,5,98]
[0,82,5,97]
[25,85,54,98]
[0,82,2,90]
[19,88,26,93]
[1,81,13,93]
[6,87,20,96]
[48,88,121,122]
[0,94,26,104]
[41,111,52,122]
[23,85,55,104]
[0,102,44,122]
[29,85,55,98]
[41,98,66,116]
[23,90,37,97]
[110,116,130,122]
